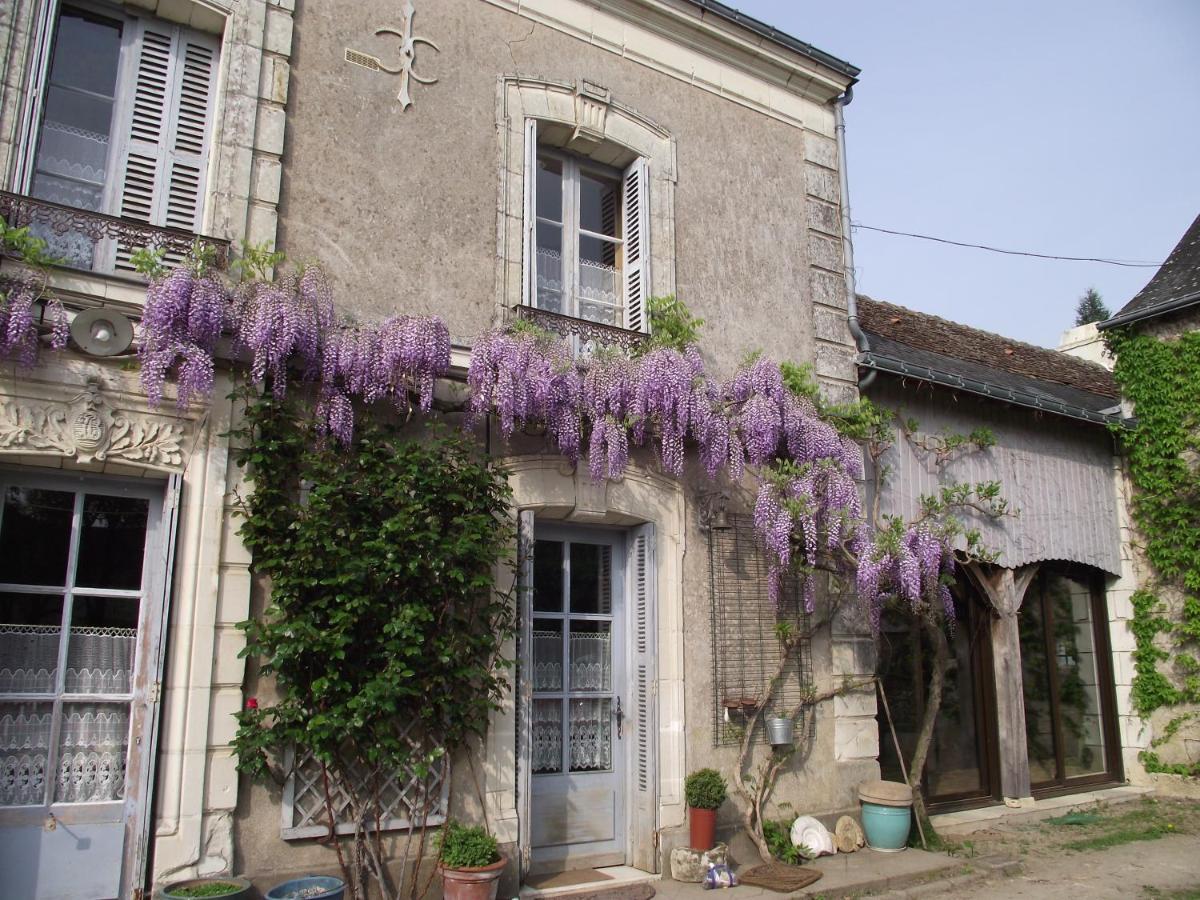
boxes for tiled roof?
[856,296,1121,418]
[1109,212,1200,324]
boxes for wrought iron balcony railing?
[513,304,647,352]
[0,190,229,276]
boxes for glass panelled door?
[1020,568,1120,791]
[0,473,166,900]
[530,530,626,870]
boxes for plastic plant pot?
[689,806,717,850]
[159,877,253,900]
[264,874,346,900]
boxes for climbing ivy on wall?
[1107,327,1200,717]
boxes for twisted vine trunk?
[906,618,950,828]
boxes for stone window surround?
[494,76,677,328]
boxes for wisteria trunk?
[906,618,950,835]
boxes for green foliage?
[230,389,515,785]
[230,239,285,282]
[1075,287,1111,327]
[684,768,727,809]
[438,821,500,868]
[166,884,244,898]
[761,818,807,863]
[780,361,821,403]
[1108,328,1200,713]
[0,220,64,269]
[643,294,705,353]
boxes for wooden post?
[967,563,1038,804]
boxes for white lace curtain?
[0,625,137,694]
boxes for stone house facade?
[0,0,880,896]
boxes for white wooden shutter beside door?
[113,19,219,271]
[621,158,650,333]
[628,523,657,872]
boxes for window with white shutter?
[22,5,220,274]
[524,126,651,333]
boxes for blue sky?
[735,0,1200,347]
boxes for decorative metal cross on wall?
[344,1,440,110]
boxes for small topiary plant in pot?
[438,821,506,900]
[684,768,728,851]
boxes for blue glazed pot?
[264,875,346,900]
[861,801,911,851]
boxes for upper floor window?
[523,120,649,334]
[20,5,219,273]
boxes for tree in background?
[1074,287,1111,326]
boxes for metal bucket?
[766,717,794,746]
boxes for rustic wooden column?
[968,563,1039,803]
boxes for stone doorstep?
[930,785,1155,838]
[519,866,661,899]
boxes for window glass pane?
[0,701,53,807]
[1047,574,1108,778]
[532,698,563,774]
[536,156,563,222]
[579,170,620,238]
[578,235,620,325]
[569,543,611,614]
[1,487,74,586]
[1020,587,1059,785]
[55,701,129,802]
[532,619,563,692]
[535,222,564,314]
[533,541,563,612]
[48,9,123,96]
[0,595,65,695]
[569,697,611,772]
[75,495,150,590]
[65,597,139,695]
[42,85,116,145]
[570,620,611,692]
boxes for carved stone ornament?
[344,1,439,110]
[0,380,185,470]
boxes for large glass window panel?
[579,171,620,238]
[535,222,565,314]
[0,701,53,807]
[532,619,563,692]
[536,156,563,222]
[1047,574,1108,779]
[75,494,150,590]
[0,595,65,694]
[1,487,75,586]
[1020,586,1060,785]
[569,543,611,614]
[569,620,611,692]
[532,699,563,774]
[65,596,140,695]
[54,701,130,802]
[577,236,620,325]
[48,8,123,94]
[569,697,612,772]
[533,541,563,612]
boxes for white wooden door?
[0,471,170,900]
[530,527,627,871]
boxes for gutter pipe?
[1096,290,1200,331]
[834,87,875,390]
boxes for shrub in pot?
[439,820,506,900]
[684,768,727,851]
[159,876,252,899]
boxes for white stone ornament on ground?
[834,815,865,852]
[670,842,728,882]
[790,815,836,857]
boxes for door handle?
[614,695,623,739]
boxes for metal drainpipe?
[834,86,875,390]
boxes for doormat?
[738,862,823,893]
[525,869,615,890]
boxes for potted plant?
[159,876,252,899]
[439,820,506,900]
[684,768,727,851]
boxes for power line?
[852,223,1163,268]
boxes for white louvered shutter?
[628,523,657,872]
[621,157,650,333]
[522,118,539,307]
[113,19,219,271]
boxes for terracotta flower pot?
[441,856,507,900]
[689,806,717,851]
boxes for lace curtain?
[0,625,136,695]
[535,248,621,325]
[569,698,611,772]
[0,704,50,806]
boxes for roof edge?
[1098,290,1200,331]
[859,352,1127,428]
[679,0,861,80]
